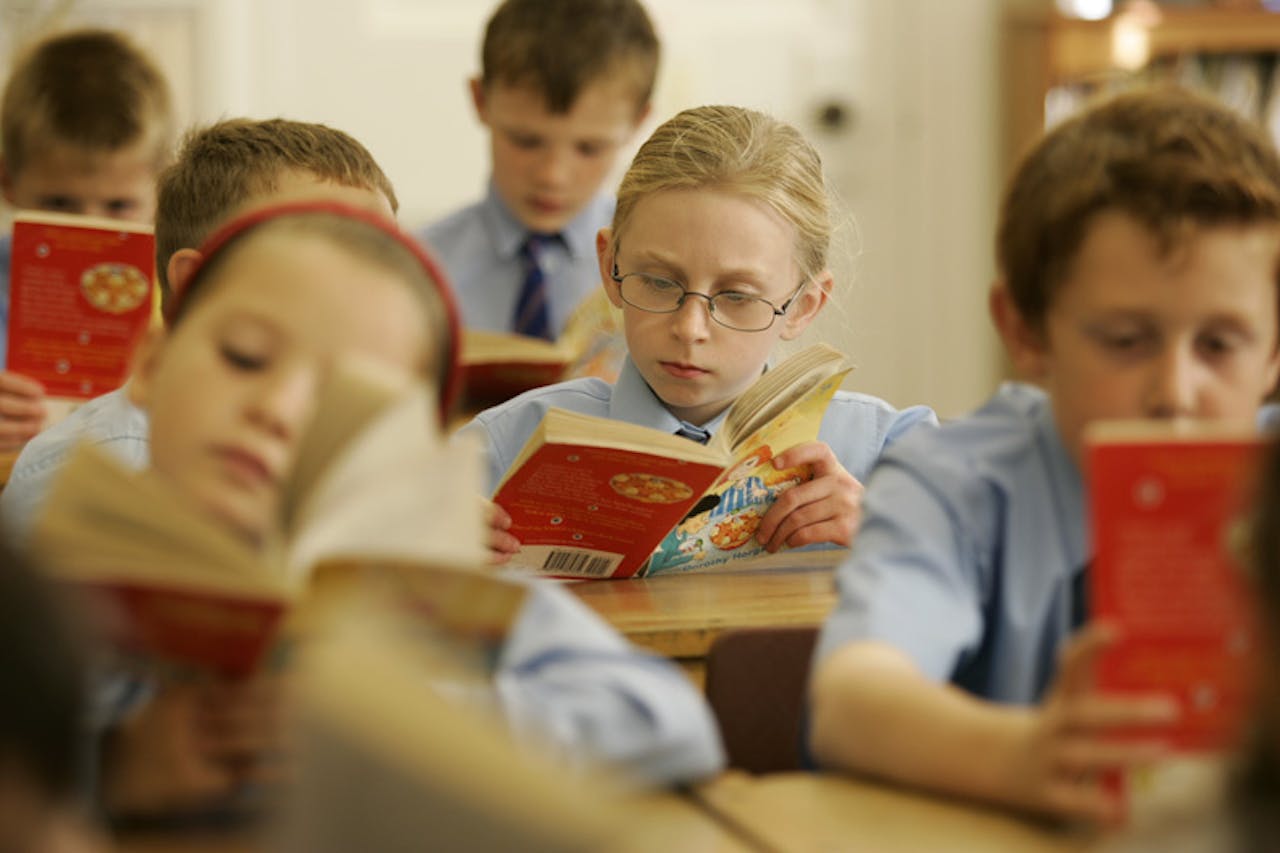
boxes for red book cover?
[461,360,568,412]
[76,580,288,678]
[1088,422,1261,752]
[494,441,724,579]
[7,211,155,399]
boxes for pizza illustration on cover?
[609,472,694,504]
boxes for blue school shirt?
[813,382,1280,707]
[0,233,10,368]
[418,183,612,337]
[497,575,724,784]
[1,385,150,542]
[459,357,939,497]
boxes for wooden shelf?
[1003,6,1280,174]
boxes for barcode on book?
[540,549,619,578]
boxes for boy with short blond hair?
[1,118,397,541]
[808,87,1280,825]
[421,0,658,339]
[0,28,173,450]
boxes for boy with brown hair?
[421,0,657,340]
[0,28,173,451]
[1,118,397,541]
[808,87,1280,825]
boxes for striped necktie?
[513,233,555,340]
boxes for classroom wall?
[1,0,1006,418]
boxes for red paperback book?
[7,211,155,399]
[1088,420,1262,752]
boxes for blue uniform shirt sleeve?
[494,578,726,786]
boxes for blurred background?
[3,0,1277,417]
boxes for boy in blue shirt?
[1,118,399,543]
[0,29,173,451]
[808,88,1280,825]
[421,0,657,339]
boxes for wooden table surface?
[112,789,755,853]
[693,772,1096,853]
[567,551,843,660]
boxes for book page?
[646,366,848,576]
[276,600,614,853]
[284,371,488,582]
[7,211,155,399]
[31,444,291,676]
[713,342,847,453]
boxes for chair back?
[703,626,819,774]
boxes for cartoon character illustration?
[647,494,718,572]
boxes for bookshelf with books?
[1002,3,1280,175]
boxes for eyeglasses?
[609,255,807,333]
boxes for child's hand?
[1005,624,1179,824]
[753,441,863,552]
[0,370,47,450]
[486,499,521,565]
[102,674,287,817]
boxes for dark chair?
[703,626,819,774]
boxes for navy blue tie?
[674,422,712,444]
[514,233,555,340]
[1071,562,1090,630]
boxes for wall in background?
[1,0,1006,417]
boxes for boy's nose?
[533,147,572,188]
[248,368,317,440]
[1144,346,1200,418]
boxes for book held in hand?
[1088,420,1262,754]
[7,211,156,406]
[493,343,852,579]
[30,357,498,677]
[461,288,626,411]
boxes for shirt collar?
[608,358,731,437]
[480,181,614,261]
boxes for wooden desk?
[693,772,1094,853]
[568,552,841,684]
[112,790,753,853]
[0,449,17,487]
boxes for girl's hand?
[0,370,47,450]
[1003,624,1179,824]
[753,441,863,552]
[485,499,520,565]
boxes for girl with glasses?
[461,105,937,563]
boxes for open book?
[7,211,157,424]
[493,343,851,579]
[1087,420,1263,820]
[275,596,614,853]
[460,288,626,411]
[29,358,500,677]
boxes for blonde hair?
[1,28,172,176]
[611,105,833,281]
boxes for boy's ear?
[125,326,168,410]
[165,249,203,308]
[631,101,652,130]
[989,280,1048,379]
[778,271,832,341]
[469,77,489,124]
[597,228,624,309]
